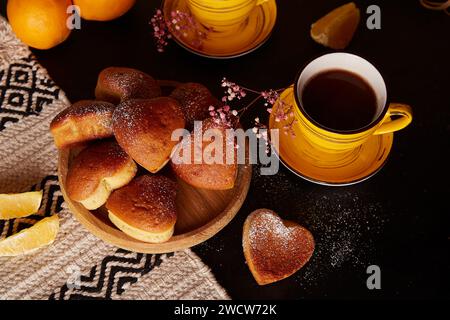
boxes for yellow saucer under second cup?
[269,88,394,186]
[163,0,277,58]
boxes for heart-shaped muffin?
[243,209,315,285]
[170,82,220,129]
[112,97,185,173]
[170,119,237,190]
[95,67,161,104]
[66,140,137,210]
[106,175,177,243]
[50,100,116,149]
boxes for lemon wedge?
[311,2,360,49]
[0,191,43,219]
[0,215,59,257]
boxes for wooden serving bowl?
[58,149,252,253]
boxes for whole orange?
[7,0,72,50]
[73,0,136,21]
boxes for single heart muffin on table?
[95,67,162,104]
[243,209,315,285]
[112,97,185,173]
[106,175,178,243]
[50,100,116,149]
[66,140,137,210]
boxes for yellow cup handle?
[373,103,413,135]
[256,0,269,5]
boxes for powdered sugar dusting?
[170,82,219,128]
[51,100,115,127]
[250,164,388,288]
[244,209,315,283]
[248,210,296,251]
[106,175,177,230]
[96,67,161,103]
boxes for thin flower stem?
[237,86,262,95]
[238,85,285,95]
[237,95,263,118]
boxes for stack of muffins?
[50,67,237,243]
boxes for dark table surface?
[1,0,448,299]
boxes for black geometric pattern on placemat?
[49,250,175,300]
[0,175,63,239]
[0,54,60,131]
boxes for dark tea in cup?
[301,69,378,131]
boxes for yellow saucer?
[163,0,277,58]
[269,95,394,186]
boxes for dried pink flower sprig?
[261,89,279,114]
[272,99,297,137]
[221,78,247,102]
[208,105,238,128]
[252,117,271,154]
[150,10,171,52]
[150,9,210,52]
[217,78,297,137]
[206,79,296,155]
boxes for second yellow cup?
[186,0,269,31]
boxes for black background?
[1,0,448,299]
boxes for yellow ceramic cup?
[186,0,269,31]
[291,53,412,154]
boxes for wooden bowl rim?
[58,148,252,253]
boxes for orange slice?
[311,2,360,49]
[0,191,43,219]
[0,215,59,256]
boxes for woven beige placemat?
[0,15,229,300]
